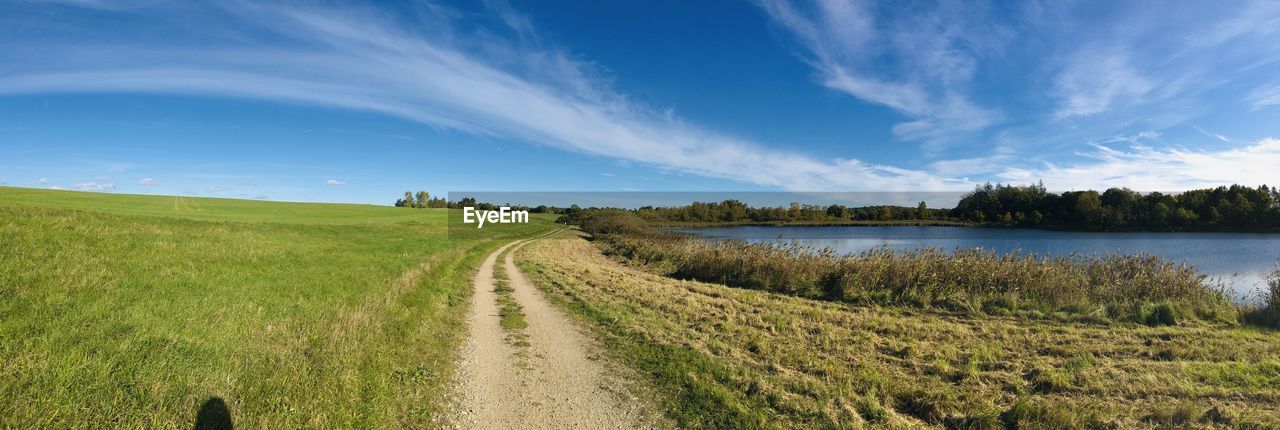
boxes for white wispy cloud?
[71,181,115,192]
[0,1,962,191]
[34,0,149,10]
[1052,47,1154,118]
[325,179,346,185]
[1191,125,1231,144]
[5,1,1278,194]
[926,145,1018,178]
[139,177,159,185]
[49,185,65,190]
[758,0,1005,146]
[1092,130,1162,146]
[35,178,49,184]
[1048,1,1280,122]
[998,137,1280,190]
[1247,83,1280,110]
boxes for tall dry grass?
[1243,266,1280,327]
[596,232,1238,324]
[522,235,1280,428]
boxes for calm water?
[671,226,1280,298]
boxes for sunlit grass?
[0,187,556,428]
[597,232,1239,325]
[521,233,1280,428]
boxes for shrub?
[1145,303,1178,326]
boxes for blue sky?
[2,0,1280,204]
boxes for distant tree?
[415,191,429,208]
[402,191,414,208]
[826,204,845,219]
[1074,192,1104,226]
[874,206,891,221]
[558,182,1279,231]
[1150,202,1171,228]
[949,182,1278,231]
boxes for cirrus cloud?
[998,138,1280,191]
[757,0,1006,147]
[0,1,962,191]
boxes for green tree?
[1074,192,1104,226]
[826,204,846,219]
[414,191,429,209]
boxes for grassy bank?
[0,187,555,428]
[596,231,1238,326]
[520,233,1280,428]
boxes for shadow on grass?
[193,397,233,430]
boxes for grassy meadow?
[0,187,556,428]
[520,233,1280,429]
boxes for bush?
[1145,303,1178,326]
[559,209,651,236]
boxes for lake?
[670,225,1280,299]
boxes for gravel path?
[451,237,653,429]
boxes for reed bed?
[595,232,1239,325]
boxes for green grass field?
[0,187,556,428]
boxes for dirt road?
[451,236,654,429]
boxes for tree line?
[627,200,949,224]
[394,191,449,208]
[391,191,576,214]
[953,182,1280,231]
[401,183,1280,232]
[555,183,1280,232]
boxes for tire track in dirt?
[451,235,653,429]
